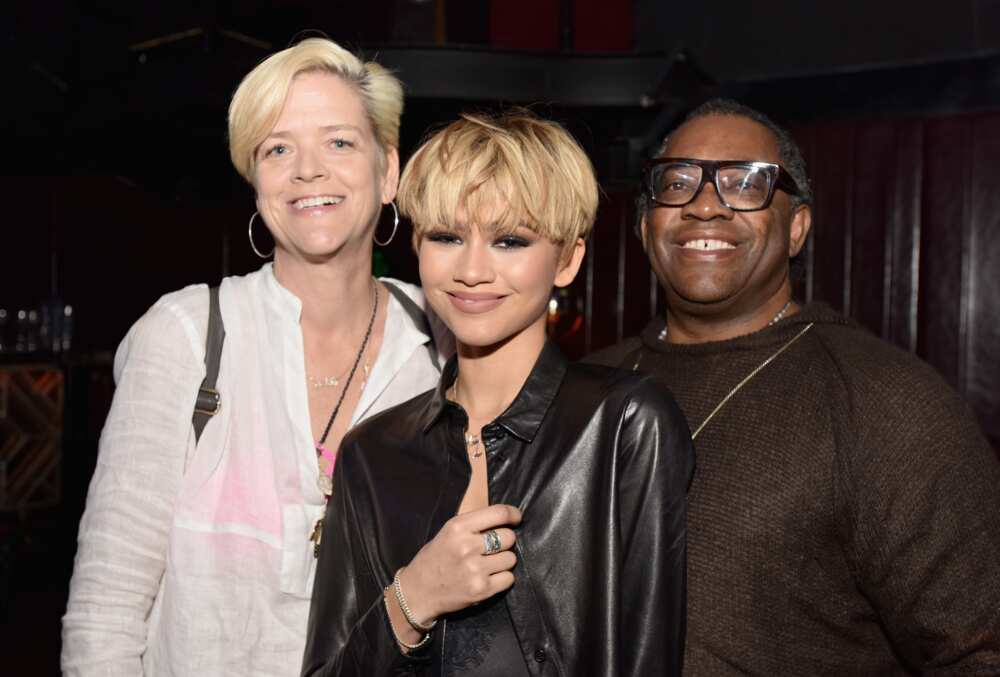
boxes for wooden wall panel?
[967,114,1000,445]
[849,122,895,332]
[585,192,625,352]
[886,121,924,352]
[918,118,971,389]
[618,193,654,341]
[789,124,816,303]
[806,122,854,313]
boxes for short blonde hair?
[227,38,403,183]
[398,109,599,247]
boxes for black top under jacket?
[301,341,695,677]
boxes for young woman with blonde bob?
[62,38,449,676]
[302,110,694,677]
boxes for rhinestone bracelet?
[383,589,432,651]
[393,567,437,633]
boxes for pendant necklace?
[452,379,484,459]
[314,281,379,497]
[464,432,484,459]
[307,365,353,390]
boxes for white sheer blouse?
[62,264,450,676]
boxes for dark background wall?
[637,0,1000,81]
[2,1,999,674]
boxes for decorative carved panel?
[0,365,63,511]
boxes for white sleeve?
[61,290,207,676]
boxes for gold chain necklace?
[307,359,370,389]
[689,323,813,439]
[633,320,815,441]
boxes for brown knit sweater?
[587,303,1000,676]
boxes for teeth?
[683,239,735,251]
[293,196,343,209]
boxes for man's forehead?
[662,114,781,164]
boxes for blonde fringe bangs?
[399,110,598,247]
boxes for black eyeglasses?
[644,158,802,212]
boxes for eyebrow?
[264,124,364,140]
[436,221,527,238]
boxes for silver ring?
[483,529,502,555]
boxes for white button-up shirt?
[62,264,450,676]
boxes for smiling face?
[642,114,810,324]
[418,213,584,353]
[253,71,399,264]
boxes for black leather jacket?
[301,342,694,677]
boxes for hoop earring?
[373,201,399,247]
[248,211,274,259]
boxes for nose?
[681,181,733,221]
[292,146,328,183]
[453,237,495,286]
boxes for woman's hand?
[397,504,521,625]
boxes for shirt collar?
[352,281,435,423]
[259,262,303,321]
[420,340,567,443]
[254,265,439,423]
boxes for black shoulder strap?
[381,280,440,370]
[193,285,225,444]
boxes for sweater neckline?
[639,302,853,356]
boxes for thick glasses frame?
[644,158,802,212]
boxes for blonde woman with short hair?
[302,110,693,676]
[62,38,450,676]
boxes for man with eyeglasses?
[588,98,1000,675]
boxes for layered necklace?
[314,282,379,497]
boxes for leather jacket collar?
[420,340,567,444]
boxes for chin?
[297,234,358,258]
[667,273,746,305]
[675,289,735,306]
[450,325,514,350]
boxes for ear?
[788,203,812,257]
[554,238,586,288]
[380,146,400,204]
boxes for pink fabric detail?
[317,443,336,477]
